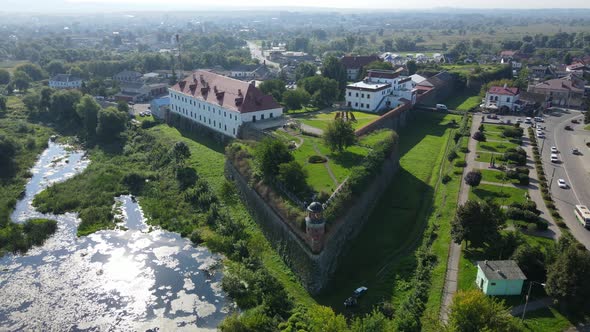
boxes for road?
[538,109,590,249]
[246,41,280,69]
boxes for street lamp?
[521,281,546,321]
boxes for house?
[499,50,519,64]
[566,62,587,75]
[150,96,170,119]
[49,74,83,89]
[484,85,520,111]
[344,69,416,112]
[527,75,586,108]
[341,55,381,80]
[114,82,168,103]
[409,74,427,87]
[168,70,283,138]
[113,70,143,83]
[528,65,554,79]
[476,260,526,296]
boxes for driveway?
[246,41,280,69]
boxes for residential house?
[527,75,586,108]
[499,50,519,64]
[476,260,526,296]
[341,55,381,80]
[113,70,143,83]
[484,85,520,111]
[168,70,283,138]
[566,62,587,75]
[527,65,554,80]
[344,69,416,112]
[49,74,83,89]
[150,96,170,119]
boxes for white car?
[558,179,567,189]
[550,147,558,153]
[537,133,545,138]
[550,154,559,162]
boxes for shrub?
[542,193,553,201]
[527,223,538,232]
[546,202,556,209]
[447,149,458,161]
[536,221,549,231]
[442,174,452,184]
[551,210,561,218]
[472,131,486,142]
[460,146,469,153]
[308,155,327,163]
[455,160,467,167]
[556,221,567,228]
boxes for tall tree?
[321,55,347,93]
[282,88,310,110]
[0,96,6,112]
[324,118,357,152]
[12,71,31,92]
[96,106,127,142]
[464,170,482,188]
[50,89,82,124]
[359,61,393,80]
[171,141,191,167]
[14,63,45,81]
[295,62,317,81]
[0,69,10,85]
[298,76,339,107]
[259,79,286,102]
[406,60,417,75]
[75,95,101,142]
[451,200,505,247]
[255,138,293,177]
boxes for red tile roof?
[532,78,584,93]
[169,70,281,114]
[488,86,519,96]
[341,55,380,69]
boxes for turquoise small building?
[476,260,526,296]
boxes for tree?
[0,134,17,172]
[406,60,417,75]
[255,138,293,177]
[171,141,191,167]
[464,170,482,188]
[295,62,317,81]
[545,235,590,311]
[117,101,129,113]
[45,60,65,76]
[0,96,6,112]
[75,95,101,142]
[277,161,308,196]
[259,79,286,102]
[584,107,590,124]
[563,53,573,65]
[448,289,523,332]
[39,87,54,112]
[520,42,536,54]
[324,118,356,153]
[96,106,127,142]
[321,55,347,93]
[22,93,40,112]
[451,200,505,247]
[0,69,10,85]
[511,244,546,282]
[298,76,339,107]
[50,89,82,125]
[12,71,31,92]
[14,63,45,81]
[282,88,311,110]
[359,60,392,80]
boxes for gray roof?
[51,74,82,82]
[477,260,526,280]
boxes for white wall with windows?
[345,87,391,112]
[484,93,520,111]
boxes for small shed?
[476,260,526,296]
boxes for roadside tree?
[464,170,482,188]
[451,200,505,247]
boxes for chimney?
[249,80,256,87]
[238,89,242,96]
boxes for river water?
[0,142,230,331]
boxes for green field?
[477,140,519,154]
[522,307,573,332]
[297,111,379,131]
[477,168,520,185]
[316,111,462,316]
[444,93,481,112]
[469,183,528,205]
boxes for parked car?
[353,286,368,298]
[572,148,581,155]
[550,154,559,163]
[436,104,448,111]
[525,117,532,124]
[571,119,579,124]
[344,297,357,307]
[565,125,573,131]
[551,147,558,153]
[537,133,545,138]
[558,179,568,189]
[516,118,523,123]
[534,116,544,122]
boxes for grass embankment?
[296,111,379,131]
[443,92,481,112]
[0,96,56,256]
[316,112,462,317]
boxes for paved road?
[537,109,590,249]
[246,41,280,69]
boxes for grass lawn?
[477,168,520,185]
[469,183,528,205]
[316,111,462,315]
[522,307,573,332]
[297,111,379,131]
[477,140,519,154]
[585,124,590,131]
[475,151,502,163]
[444,92,481,112]
[285,106,320,115]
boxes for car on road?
[516,118,523,123]
[573,148,581,155]
[525,117,532,124]
[571,119,579,124]
[436,104,448,111]
[550,154,559,162]
[534,116,544,122]
[558,179,568,189]
[551,147,558,153]
[537,132,545,138]
[565,125,573,131]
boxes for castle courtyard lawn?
[469,183,528,205]
[297,111,379,131]
[476,140,519,154]
[477,168,521,185]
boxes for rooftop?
[488,86,519,96]
[477,260,526,280]
[50,74,82,82]
[347,81,390,91]
[170,70,281,114]
[532,78,584,93]
[367,69,401,80]
[341,55,380,69]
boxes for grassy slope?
[443,93,481,112]
[148,124,316,307]
[315,111,461,314]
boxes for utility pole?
[549,167,556,188]
[522,281,546,321]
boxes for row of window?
[172,104,237,136]
[347,101,371,110]
[171,93,241,120]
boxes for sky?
[1,0,590,12]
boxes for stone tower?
[305,202,326,254]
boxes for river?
[0,142,230,331]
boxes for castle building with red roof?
[168,70,283,137]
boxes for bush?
[556,221,567,228]
[447,149,458,161]
[308,155,327,163]
[551,210,561,218]
[546,202,556,210]
[455,160,467,167]
[442,174,452,184]
[527,223,538,232]
[503,127,523,138]
[536,221,549,231]
[472,131,486,142]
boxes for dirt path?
[311,142,338,187]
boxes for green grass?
[475,151,502,163]
[477,140,519,154]
[284,106,320,115]
[469,184,528,205]
[296,111,379,131]
[477,168,520,185]
[522,307,573,332]
[444,93,481,112]
[316,111,462,315]
[585,124,590,131]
